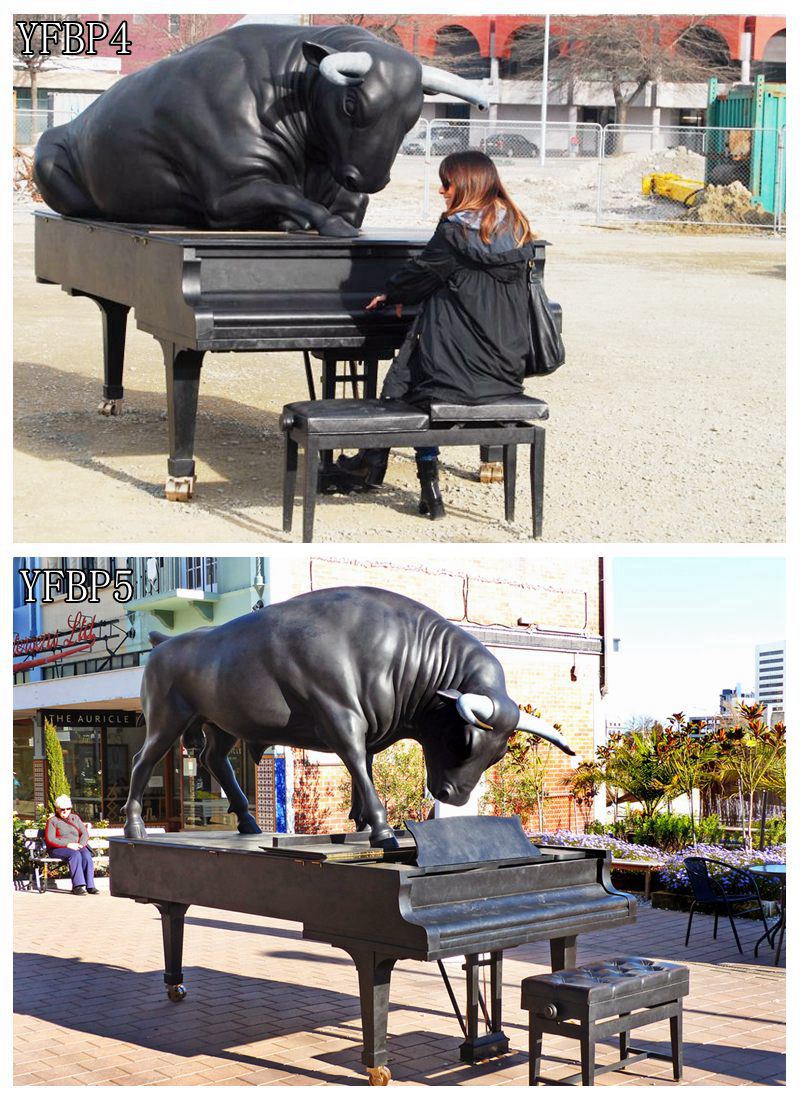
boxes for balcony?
[126,557,219,627]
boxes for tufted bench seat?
[521,956,690,1085]
[279,395,549,542]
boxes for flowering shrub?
[659,843,786,899]
[532,829,662,862]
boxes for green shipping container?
[706,75,786,214]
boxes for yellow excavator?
[642,172,705,208]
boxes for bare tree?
[13,15,78,134]
[510,15,739,150]
[140,14,235,56]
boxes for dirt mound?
[683,181,774,225]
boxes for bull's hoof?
[371,830,400,851]
[98,398,122,416]
[164,475,195,502]
[367,1066,391,1086]
[167,984,187,1002]
[237,813,262,835]
[124,817,147,840]
[317,213,359,239]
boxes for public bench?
[280,395,549,543]
[21,825,165,892]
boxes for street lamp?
[253,558,265,610]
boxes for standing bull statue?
[34,23,488,237]
[125,586,575,847]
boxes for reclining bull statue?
[124,586,575,847]
[34,23,488,237]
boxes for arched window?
[433,24,488,80]
[499,24,559,80]
[675,24,732,70]
[759,30,786,82]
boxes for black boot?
[416,456,445,519]
[334,448,389,489]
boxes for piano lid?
[406,815,543,874]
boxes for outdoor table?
[610,858,665,900]
[751,864,785,966]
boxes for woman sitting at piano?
[334,150,536,520]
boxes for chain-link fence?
[14,106,81,147]
[13,101,786,233]
[598,124,785,231]
[409,118,604,225]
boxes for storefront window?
[13,723,35,816]
[52,721,169,825]
[105,725,168,823]
[183,741,255,830]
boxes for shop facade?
[12,556,286,832]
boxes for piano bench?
[521,957,690,1086]
[280,396,548,543]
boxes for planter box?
[651,890,692,912]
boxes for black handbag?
[526,262,565,376]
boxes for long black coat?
[381,214,534,405]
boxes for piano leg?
[160,342,205,501]
[459,952,509,1063]
[346,948,396,1084]
[550,935,577,972]
[73,293,129,415]
[153,900,189,1001]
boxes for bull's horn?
[455,692,495,727]
[436,689,495,728]
[516,709,577,756]
[420,65,489,110]
[319,51,374,86]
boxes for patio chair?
[683,856,773,955]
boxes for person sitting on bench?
[44,795,98,895]
[334,150,537,519]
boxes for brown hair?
[439,150,534,245]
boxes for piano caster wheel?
[166,984,187,1002]
[164,475,195,502]
[366,1066,391,1086]
[479,461,504,484]
[98,398,122,416]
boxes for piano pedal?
[479,461,504,484]
[164,475,195,502]
[98,398,123,416]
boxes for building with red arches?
[310,13,786,131]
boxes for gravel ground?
[13,201,785,543]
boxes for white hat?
[54,794,72,810]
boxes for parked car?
[400,135,425,156]
[480,132,539,158]
[430,126,470,156]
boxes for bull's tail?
[149,630,170,647]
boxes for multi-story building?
[755,642,785,715]
[311,13,786,133]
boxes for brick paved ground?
[13,883,784,1086]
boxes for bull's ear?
[302,41,335,69]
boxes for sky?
[608,556,786,723]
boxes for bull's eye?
[343,89,359,118]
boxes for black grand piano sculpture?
[110,587,635,1084]
[32,23,554,501]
